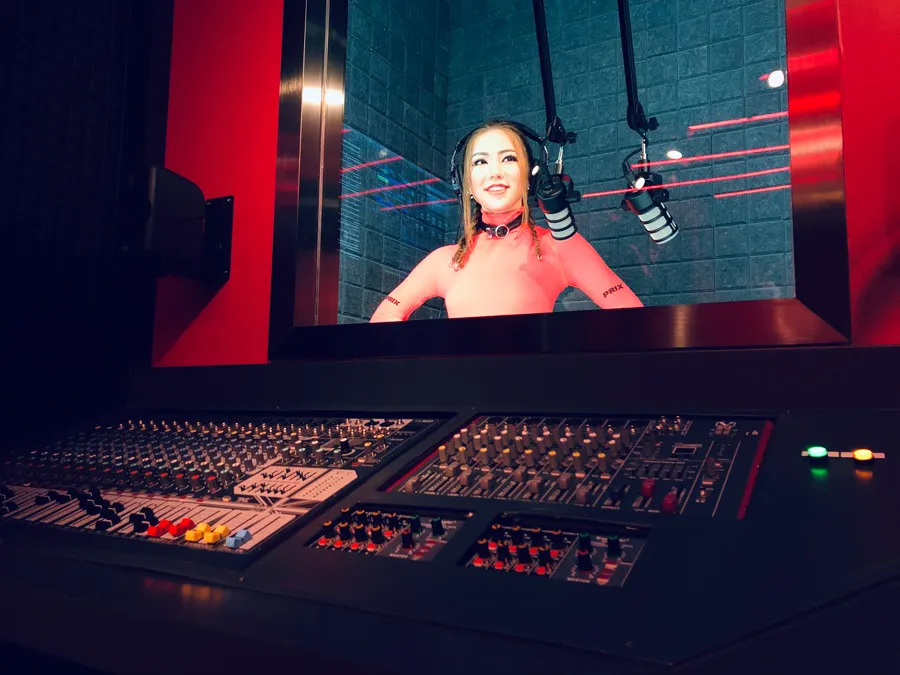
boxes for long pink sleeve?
[555,233,644,309]
[370,247,450,322]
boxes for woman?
[370,121,643,321]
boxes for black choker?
[479,215,522,239]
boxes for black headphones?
[448,120,550,204]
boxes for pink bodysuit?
[370,212,642,321]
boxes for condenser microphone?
[536,165,580,241]
[621,172,679,244]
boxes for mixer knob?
[577,532,592,552]
[476,537,490,558]
[430,517,445,537]
[158,473,172,489]
[338,521,352,540]
[322,520,336,538]
[609,485,625,504]
[529,530,545,548]
[572,451,583,472]
[280,447,293,462]
[576,548,593,571]
[537,544,552,565]
[408,514,422,533]
[641,478,655,499]
[400,528,415,549]
[509,525,524,546]
[496,541,510,562]
[438,445,449,463]
[206,474,219,492]
[385,512,399,529]
[595,452,608,472]
[175,473,187,491]
[352,523,368,542]
[370,525,385,544]
[478,447,490,466]
[661,490,679,514]
[340,438,352,454]
[607,534,622,557]
[190,474,204,493]
[297,447,309,463]
[353,509,368,524]
[524,449,535,467]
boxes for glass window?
[337,0,792,323]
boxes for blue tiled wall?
[340,0,458,323]
[340,0,794,319]
[338,129,457,323]
[444,0,794,308]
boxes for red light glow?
[581,167,790,199]
[340,156,402,174]
[688,111,788,132]
[713,184,791,198]
[634,144,791,169]
[340,177,441,199]
[380,198,457,212]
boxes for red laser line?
[340,177,440,199]
[714,184,791,198]
[581,166,790,199]
[380,198,457,211]
[634,144,790,169]
[340,156,402,173]
[688,111,788,132]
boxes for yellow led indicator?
[852,448,874,462]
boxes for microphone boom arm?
[532,0,575,148]
[618,0,657,139]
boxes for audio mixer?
[388,414,772,518]
[310,505,466,560]
[0,414,443,560]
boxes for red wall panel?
[153,0,283,366]
[839,0,900,344]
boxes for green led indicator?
[807,446,828,458]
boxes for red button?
[473,557,484,567]
[514,564,525,573]
[494,561,505,570]
[641,479,655,498]
[662,491,678,513]
[318,537,328,546]
[535,566,547,576]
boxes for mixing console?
[0,415,442,557]
[389,415,772,518]
[465,515,646,587]
[310,505,465,560]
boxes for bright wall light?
[767,70,786,88]
[666,149,683,160]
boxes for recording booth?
[3,0,900,673]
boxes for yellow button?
[203,531,221,544]
[213,525,230,537]
[184,529,203,542]
[852,448,874,462]
[195,523,211,533]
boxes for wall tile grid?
[340,0,455,322]
[341,0,793,319]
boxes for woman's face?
[468,127,524,214]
